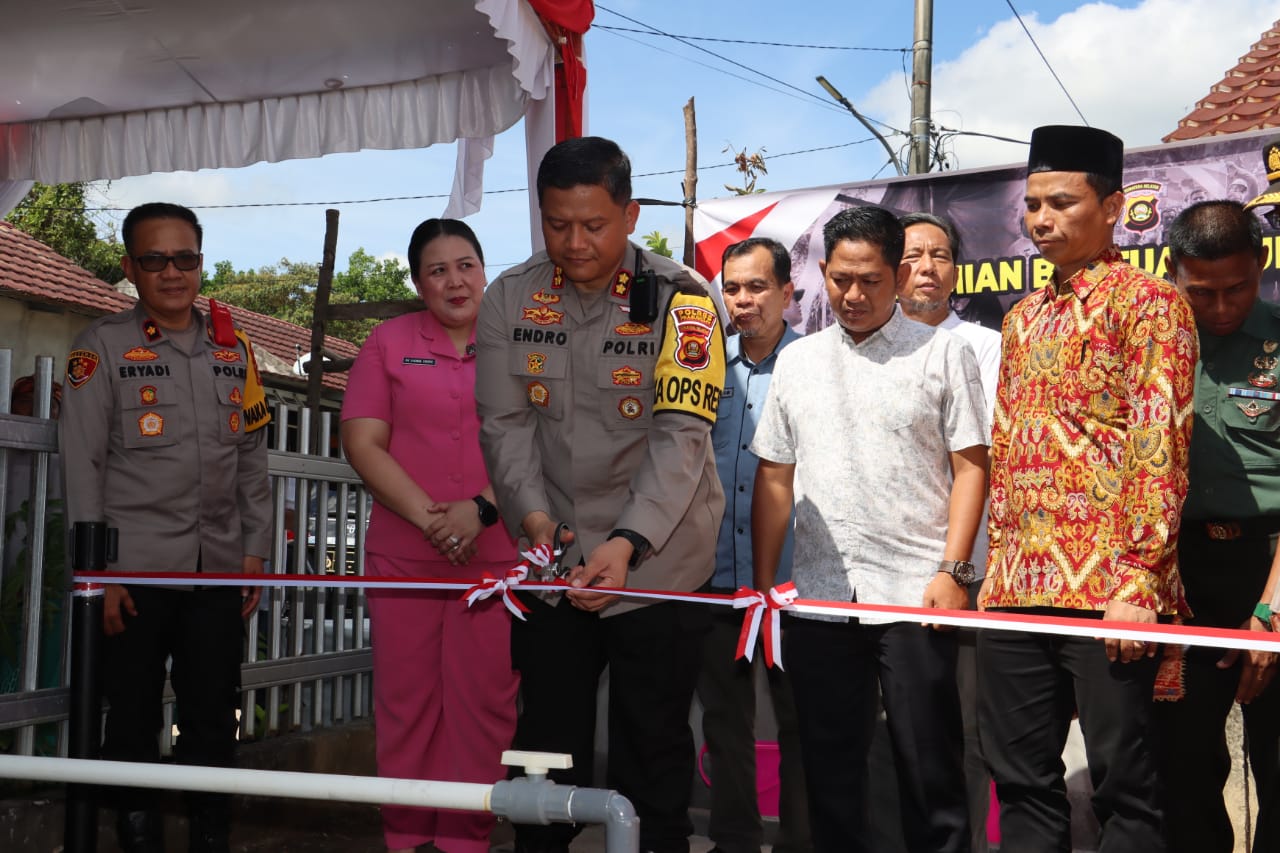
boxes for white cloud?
[862,0,1280,170]
[377,250,410,270]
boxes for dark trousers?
[955,628,991,853]
[1152,527,1280,853]
[696,606,811,853]
[784,617,969,853]
[977,617,1164,853]
[510,594,709,853]
[101,586,244,812]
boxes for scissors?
[539,522,574,581]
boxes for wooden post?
[306,209,340,449]
[682,97,697,268]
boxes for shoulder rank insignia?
[551,267,565,290]
[522,305,564,326]
[143,319,162,342]
[140,385,157,405]
[138,411,164,437]
[66,350,100,389]
[618,396,643,419]
[528,381,550,408]
[611,365,642,386]
[123,346,158,362]
[612,269,632,298]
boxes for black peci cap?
[1027,125,1124,186]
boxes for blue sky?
[97,0,1279,279]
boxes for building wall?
[0,299,92,392]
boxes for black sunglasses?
[132,252,201,273]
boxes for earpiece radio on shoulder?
[629,247,659,325]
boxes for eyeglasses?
[132,252,201,273]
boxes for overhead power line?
[594,25,908,53]
[1004,0,1088,125]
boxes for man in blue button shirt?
[698,237,811,853]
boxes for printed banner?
[694,129,1280,334]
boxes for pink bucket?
[697,741,782,818]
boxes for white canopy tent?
[0,0,560,222]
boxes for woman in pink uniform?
[341,218,517,853]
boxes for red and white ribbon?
[462,565,531,620]
[733,583,798,669]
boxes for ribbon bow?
[463,564,532,620]
[733,582,798,669]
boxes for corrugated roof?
[0,221,357,390]
[1166,19,1280,141]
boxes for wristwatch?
[472,495,499,528]
[609,528,651,570]
[939,559,978,586]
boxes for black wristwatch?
[472,495,499,528]
[609,528,651,569]
[939,559,978,586]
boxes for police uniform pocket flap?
[1223,396,1280,435]
[511,347,567,379]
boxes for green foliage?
[722,143,768,196]
[200,249,413,345]
[642,231,673,258]
[4,183,123,283]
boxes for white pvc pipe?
[0,756,493,813]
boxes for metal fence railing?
[0,347,373,757]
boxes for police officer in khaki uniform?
[1154,197,1280,853]
[476,136,726,853]
[60,202,271,853]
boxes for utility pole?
[816,76,904,177]
[908,0,934,174]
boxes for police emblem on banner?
[670,304,718,371]
[528,381,550,407]
[66,349,99,389]
[1122,182,1162,234]
[618,396,643,419]
[138,411,164,437]
[122,346,158,362]
[527,352,547,375]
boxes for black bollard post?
[64,520,108,853]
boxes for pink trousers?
[366,554,519,853]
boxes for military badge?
[522,305,565,326]
[618,396,643,419]
[526,352,547,375]
[229,387,243,405]
[212,350,242,363]
[531,289,561,306]
[614,322,653,336]
[140,385,157,405]
[1249,371,1278,389]
[1237,400,1274,419]
[229,411,241,433]
[138,411,164,436]
[1256,355,1279,371]
[670,304,718,371]
[123,346,159,362]
[1267,340,1279,354]
[528,381,550,407]
[65,350,99,389]
[143,319,161,342]
[551,268,565,289]
[611,365,642,386]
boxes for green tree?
[642,231,673,258]
[4,182,123,282]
